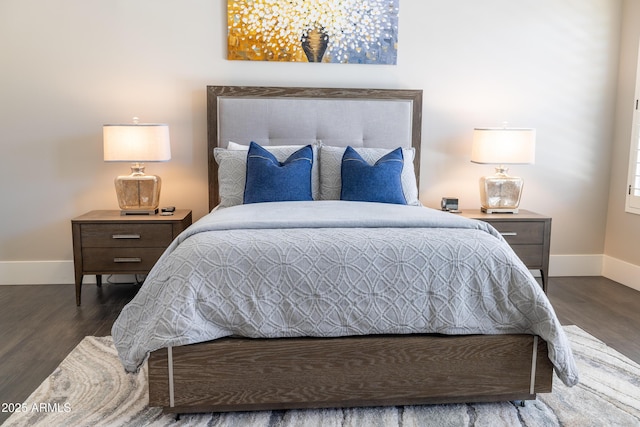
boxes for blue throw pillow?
[340,146,407,205]
[243,142,313,204]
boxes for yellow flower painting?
[227,0,399,64]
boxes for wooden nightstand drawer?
[82,248,166,271]
[510,244,543,267]
[81,223,174,248]
[459,209,551,293]
[488,221,545,245]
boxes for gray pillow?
[319,145,420,205]
[214,143,320,208]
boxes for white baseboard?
[0,255,628,289]
[1,256,638,292]
[0,260,100,285]
[549,254,603,277]
[602,255,640,292]
[0,260,76,285]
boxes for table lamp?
[103,118,171,215]
[471,126,535,213]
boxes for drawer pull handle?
[112,234,141,239]
[501,232,518,236]
[114,257,142,263]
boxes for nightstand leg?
[96,275,102,287]
[75,275,83,306]
[541,270,547,293]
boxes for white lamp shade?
[471,128,536,165]
[103,123,171,162]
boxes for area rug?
[3,326,639,427]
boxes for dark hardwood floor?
[547,276,640,363]
[0,281,139,424]
[0,276,639,424]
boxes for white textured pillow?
[227,141,306,150]
[214,143,320,208]
[319,145,420,205]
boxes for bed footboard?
[148,334,553,414]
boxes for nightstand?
[71,209,192,306]
[460,210,551,293]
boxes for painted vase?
[301,27,329,62]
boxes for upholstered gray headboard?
[207,86,423,211]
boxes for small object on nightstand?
[441,197,459,212]
[161,206,176,212]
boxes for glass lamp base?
[479,168,523,214]
[114,164,162,215]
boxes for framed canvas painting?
[227,0,399,64]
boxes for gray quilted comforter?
[112,201,578,386]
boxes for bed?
[111,85,578,415]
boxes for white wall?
[604,0,640,291]
[0,1,625,284]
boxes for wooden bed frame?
[147,86,554,414]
